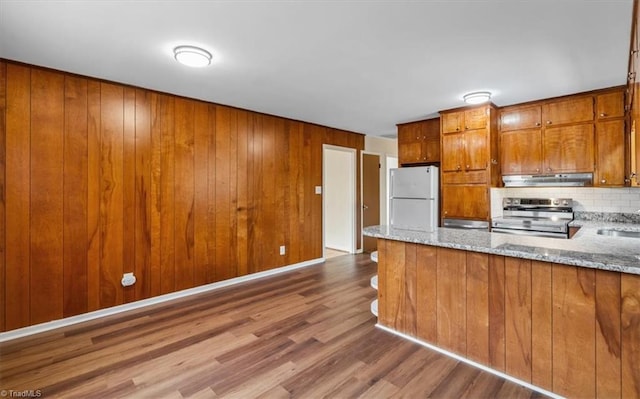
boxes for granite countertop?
[364,220,640,275]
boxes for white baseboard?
[375,324,564,399]
[0,258,324,343]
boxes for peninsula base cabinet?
[377,238,640,399]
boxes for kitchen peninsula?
[363,223,640,399]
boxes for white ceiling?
[0,0,634,138]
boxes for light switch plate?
[315,186,322,194]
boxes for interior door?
[363,153,380,253]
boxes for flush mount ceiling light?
[173,45,212,67]
[463,91,492,104]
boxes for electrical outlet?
[279,245,286,256]
[121,272,136,287]
[315,186,322,194]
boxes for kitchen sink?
[596,229,640,238]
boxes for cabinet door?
[399,142,423,165]
[465,108,488,130]
[442,132,464,171]
[543,97,594,126]
[398,123,422,165]
[422,139,440,163]
[500,129,543,175]
[596,120,625,186]
[500,105,542,131]
[464,129,489,171]
[442,111,464,133]
[442,185,488,220]
[543,124,595,173]
[596,91,625,120]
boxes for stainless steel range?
[491,197,574,239]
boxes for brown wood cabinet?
[500,88,625,186]
[441,185,489,220]
[440,104,497,222]
[543,124,595,173]
[397,118,440,165]
[377,238,640,399]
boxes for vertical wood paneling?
[416,245,437,343]
[377,239,387,325]
[235,110,249,276]
[404,243,417,336]
[621,273,640,398]
[134,89,151,300]
[552,266,596,398]
[466,252,489,364]
[287,121,303,263]
[0,61,5,332]
[122,88,136,303]
[63,75,88,317]
[215,106,234,280]
[158,94,175,294]
[595,269,621,399]
[149,93,163,297]
[86,80,101,311]
[193,102,212,286]
[504,257,531,382]
[385,239,406,332]
[310,125,323,259]
[30,69,64,324]
[5,64,31,330]
[99,83,124,308]
[174,98,195,291]
[531,261,552,391]
[1,62,364,332]
[206,104,216,283]
[489,255,506,371]
[274,117,287,268]
[436,247,466,355]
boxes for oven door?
[491,227,568,239]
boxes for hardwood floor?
[0,254,547,398]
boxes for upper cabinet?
[397,118,440,166]
[499,87,626,186]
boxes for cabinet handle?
[456,127,460,131]
[535,122,541,127]
[546,121,552,125]
[601,179,606,184]
[466,165,470,170]
[547,167,552,172]
[535,168,540,173]
[600,113,607,117]
[456,165,461,170]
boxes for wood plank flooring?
[0,254,547,398]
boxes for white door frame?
[322,144,357,258]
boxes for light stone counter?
[364,221,640,275]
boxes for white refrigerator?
[389,166,439,232]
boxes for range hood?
[502,173,593,187]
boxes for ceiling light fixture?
[463,91,492,104]
[173,45,212,68]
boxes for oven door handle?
[491,228,568,239]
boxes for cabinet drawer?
[442,170,487,184]
[500,105,542,131]
[542,96,594,126]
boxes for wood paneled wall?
[0,60,364,332]
[377,238,640,399]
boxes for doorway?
[362,152,381,253]
[323,145,356,257]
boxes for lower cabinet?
[441,184,489,220]
[377,239,640,399]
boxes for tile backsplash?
[490,187,640,217]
